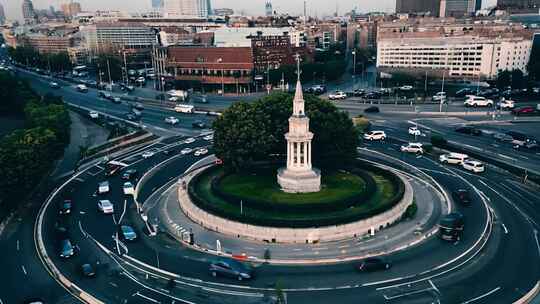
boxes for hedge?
[188,161,406,228]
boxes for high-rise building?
[61,1,82,17]
[497,0,540,8]
[22,0,36,24]
[440,0,481,17]
[163,0,211,18]
[396,0,441,16]
[0,4,5,24]
[265,1,273,17]
[151,0,164,10]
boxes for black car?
[356,257,391,272]
[59,239,78,258]
[455,126,482,136]
[209,259,254,281]
[364,106,380,113]
[81,263,96,277]
[192,121,206,129]
[364,91,381,99]
[122,169,138,180]
[438,212,465,241]
[59,199,72,215]
[352,89,366,97]
[452,189,471,206]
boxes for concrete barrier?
[178,166,413,244]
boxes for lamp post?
[266,50,270,95]
[217,58,224,95]
[352,49,356,77]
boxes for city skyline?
[1,0,501,21]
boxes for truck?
[167,90,189,102]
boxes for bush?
[404,202,417,219]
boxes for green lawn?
[219,171,366,205]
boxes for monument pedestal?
[277,167,321,193]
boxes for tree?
[0,72,39,116]
[213,92,359,172]
[496,70,511,89]
[511,69,525,89]
[93,54,123,82]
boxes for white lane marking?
[201,286,264,297]
[461,286,501,304]
[534,230,540,258]
[133,292,161,303]
[16,240,20,251]
[429,279,441,295]
[383,287,434,300]
[21,265,27,275]
[501,223,509,234]
[497,154,517,161]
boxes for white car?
[180,148,193,155]
[97,200,114,214]
[184,138,195,144]
[98,181,109,194]
[408,126,421,136]
[432,91,446,102]
[169,96,180,102]
[194,148,209,156]
[123,182,135,195]
[76,84,88,92]
[141,150,156,159]
[89,111,99,119]
[439,152,469,165]
[497,99,515,110]
[50,82,60,89]
[328,91,347,100]
[363,130,386,141]
[400,85,413,91]
[400,143,424,154]
[464,96,493,107]
[203,134,214,141]
[462,160,485,173]
[165,116,179,125]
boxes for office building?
[61,1,82,17]
[81,22,157,54]
[23,33,74,54]
[22,0,36,24]
[0,4,5,24]
[396,0,441,16]
[440,0,481,17]
[497,0,540,8]
[163,0,212,18]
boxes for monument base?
[277,167,321,193]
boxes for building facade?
[440,0,481,17]
[396,0,441,16]
[0,4,5,24]
[265,1,273,17]
[497,0,540,8]
[22,0,36,24]
[23,33,74,53]
[250,31,312,72]
[163,0,211,18]
[81,22,157,54]
[61,1,82,17]
[213,8,234,16]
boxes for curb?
[515,281,540,304]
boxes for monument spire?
[293,54,305,117]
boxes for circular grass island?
[188,162,405,229]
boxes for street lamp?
[217,58,224,95]
[266,51,271,95]
[352,49,356,77]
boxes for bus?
[174,104,194,114]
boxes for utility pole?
[106,59,112,91]
[123,50,128,86]
[439,72,445,113]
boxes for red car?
[511,106,537,116]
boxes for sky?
[2,0,497,21]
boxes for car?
[511,106,537,116]
[400,143,424,154]
[506,131,535,146]
[452,189,471,206]
[81,263,96,277]
[462,160,485,173]
[119,225,138,241]
[432,91,446,102]
[50,82,60,89]
[169,96,180,102]
[352,89,366,97]
[365,91,382,99]
[356,257,391,272]
[141,150,156,159]
[22,298,45,304]
[464,96,493,107]
[192,121,206,129]
[364,106,380,113]
[203,134,214,141]
[97,200,114,214]
[59,199,72,215]
[496,99,515,110]
[181,147,193,155]
[165,116,179,125]
[89,111,99,119]
[184,138,196,144]
[438,212,465,241]
[328,91,347,100]
[112,97,122,104]
[455,126,482,136]
[455,88,474,97]
[408,126,421,136]
[194,148,209,156]
[125,113,138,121]
[399,85,413,91]
[123,182,135,195]
[492,132,513,142]
[363,130,386,141]
[122,169,138,180]
[59,239,77,258]
[133,102,144,110]
[439,152,468,165]
[98,181,110,194]
[76,84,88,93]
[209,259,254,281]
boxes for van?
[439,152,468,165]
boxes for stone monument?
[277,54,321,193]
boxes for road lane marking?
[461,286,501,304]
[501,223,509,234]
[16,240,19,251]
[534,230,540,258]
[133,292,160,303]
[21,265,27,275]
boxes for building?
[377,35,532,79]
[81,22,157,55]
[439,0,481,17]
[163,0,211,18]
[22,0,36,24]
[265,1,273,17]
[166,46,254,92]
[396,0,441,16]
[213,8,233,16]
[497,0,540,8]
[250,31,312,72]
[277,58,321,194]
[159,27,213,46]
[347,20,378,51]
[61,1,82,17]
[0,4,5,24]
[152,0,164,10]
[213,27,295,47]
[23,33,74,54]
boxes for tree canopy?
[213,92,359,172]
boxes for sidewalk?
[147,168,444,263]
